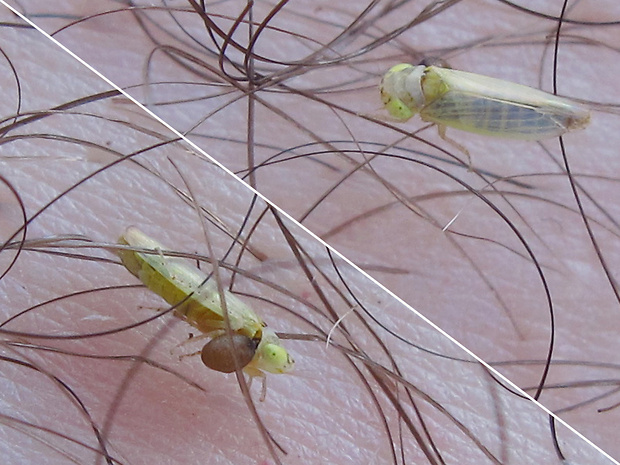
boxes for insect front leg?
[241,370,268,402]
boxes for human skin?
[1,1,619,464]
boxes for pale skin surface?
[1,1,620,464]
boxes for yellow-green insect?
[380,64,590,140]
[117,226,294,378]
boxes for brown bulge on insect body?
[201,333,259,373]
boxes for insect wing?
[420,67,590,139]
[119,227,263,337]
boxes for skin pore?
[1,1,619,464]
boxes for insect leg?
[437,125,473,170]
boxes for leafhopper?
[380,64,590,140]
[117,226,294,378]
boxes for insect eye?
[200,333,259,373]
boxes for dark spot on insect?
[418,56,451,69]
[201,333,259,373]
